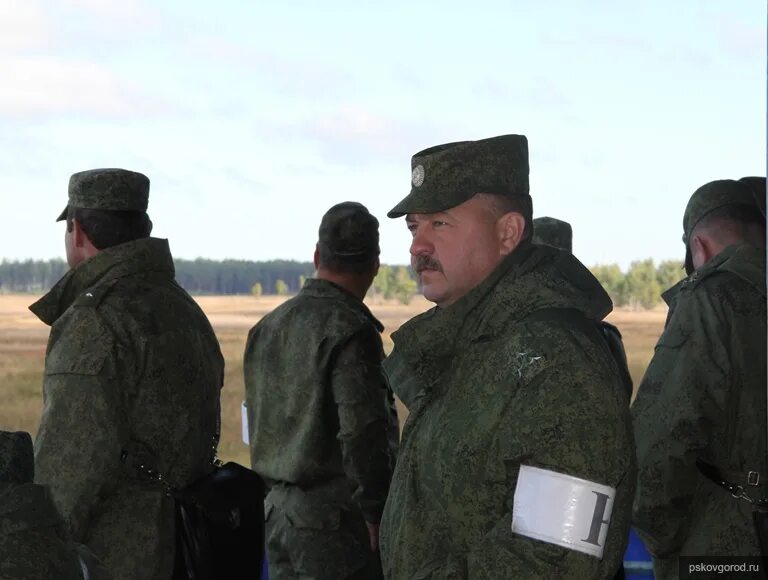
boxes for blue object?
[261,549,269,579]
[624,528,654,578]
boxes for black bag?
[173,461,266,580]
[754,509,768,572]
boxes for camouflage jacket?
[380,243,636,579]
[632,243,767,580]
[29,238,224,580]
[244,278,398,524]
[0,482,84,580]
[601,322,633,401]
[0,430,96,580]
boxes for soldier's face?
[406,196,508,308]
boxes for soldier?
[244,202,398,580]
[533,216,633,400]
[0,430,86,580]
[30,169,224,580]
[380,135,635,579]
[631,178,767,580]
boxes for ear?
[690,233,715,269]
[496,212,526,256]
[313,245,320,269]
[372,257,380,278]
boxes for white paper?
[241,401,249,445]
[511,465,616,559]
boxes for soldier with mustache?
[379,135,636,579]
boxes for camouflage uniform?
[632,179,767,580]
[30,169,224,580]
[244,203,398,580]
[532,216,573,253]
[0,430,86,580]
[381,136,636,579]
[533,215,633,400]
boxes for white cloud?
[0,56,153,116]
[55,0,158,28]
[0,0,52,52]
[282,106,459,166]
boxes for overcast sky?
[0,0,764,268]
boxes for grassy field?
[0,294,665,466]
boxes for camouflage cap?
[0,430,34,484]
[318,201,380,263]
[533,217,573,253]
[738,176,766,218]
[682,179,761,244]
[387,134,529,218]
[56,168,150,222]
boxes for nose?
[409,224,433,257]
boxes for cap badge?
[411,165,425,187]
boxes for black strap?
[696,459,768,509]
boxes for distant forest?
[0,258,315,295]
[0,257,684,308]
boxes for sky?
[0,0,764,269]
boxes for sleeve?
[630,289,730,557]
[33,309,128,542]
[331,325,394,524]
[425,326,635,579]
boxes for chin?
[420,285,445,306]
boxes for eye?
[433,220,448,228]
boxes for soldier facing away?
[533,216,633,401]
[380,135,636,579]
[30,169,224,580]
[631,178,767,580]
[244,202,399,580]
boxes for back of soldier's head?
[317,202,380,275]
[0,431,34,485]
[60,169,153,250]
[689,179,765,246]
[683,179,766,272]
[532,217,573,253]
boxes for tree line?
[590,259,685,309]
[0,257,683,308]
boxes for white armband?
[241,401,249,445]
[511,465,616,559]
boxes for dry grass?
[0,294,664,465]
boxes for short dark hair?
[695,204,766,248]
[66,207,152,250]
[317,244,379,275]
[480,193,533,240]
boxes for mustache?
[414,255,443,274]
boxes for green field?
[0,294,665,466]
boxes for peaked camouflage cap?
[682,179,762,245]
[318,201,380,263]
[738,176,766,218]
[56,168,150,221]
[387,134,530,218]
[533,217,573,253]
[0,430,34,484]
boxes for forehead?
[405,211,447,222]
[405,196,489,222]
